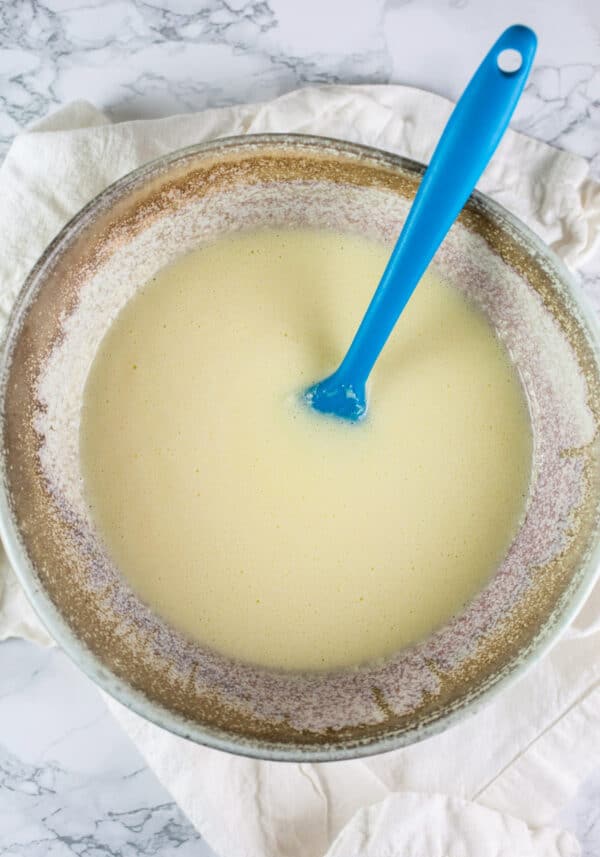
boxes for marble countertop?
[1,1,600,855]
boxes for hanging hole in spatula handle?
[415,23,537,201]
[497,49,523,74]
[492,24,537,80]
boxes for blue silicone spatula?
[304,24,537,421]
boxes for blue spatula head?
[304,372,367,422]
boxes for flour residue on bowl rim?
[27,176,596,733]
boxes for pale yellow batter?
[80,228,532,671]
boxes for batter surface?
[80,228,532,671]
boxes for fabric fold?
[327,794,580,857]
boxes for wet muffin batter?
[80,228,531,671]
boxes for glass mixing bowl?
[1,135,600,760]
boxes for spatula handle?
[337,25,537,388]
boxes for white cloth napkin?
[1,85,600,857]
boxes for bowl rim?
[1,131,600,762]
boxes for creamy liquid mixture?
[80,228,532,671]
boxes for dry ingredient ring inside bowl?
[1,134,600,762]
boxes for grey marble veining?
[561,770,600,857]
[0,639,215,856]
[1,1,600,855]
[0,0,389,155]
[1,0,600,177]
[518,63,600,177]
